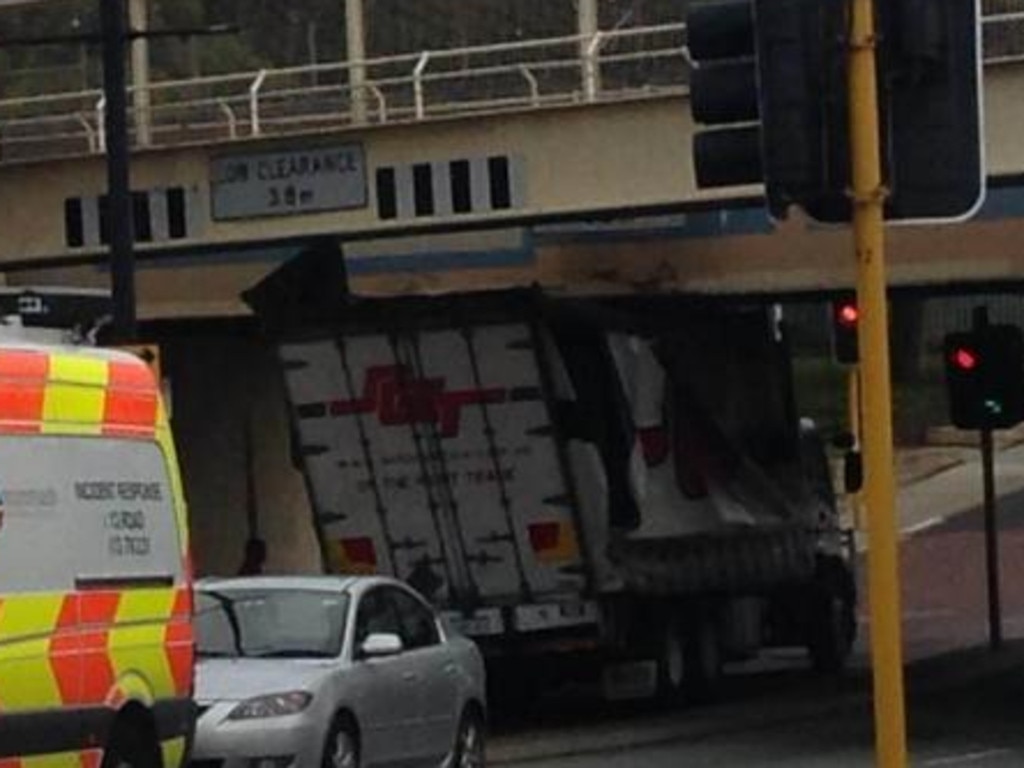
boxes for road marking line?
[855,515,950,552]
[923,748,1012,765]
[903,516,945,536]
[901,608,957,620]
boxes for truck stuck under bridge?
[243,248,858,704]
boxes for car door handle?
[402,671,419,682]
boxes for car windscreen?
[196,588,349,659]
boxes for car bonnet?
[195,656,336,702]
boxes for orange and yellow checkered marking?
[0,350,159,437]
[0,750,89,768]
[0,587,194,712]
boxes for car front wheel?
[322,716,360,768]
[453,707,486,768]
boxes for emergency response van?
[0,328,193,766]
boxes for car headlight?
[227,691,313,720]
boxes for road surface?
[490,492,1024,766]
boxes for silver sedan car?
[190,575,487,768]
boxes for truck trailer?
[246,266,855,703]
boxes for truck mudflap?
[608,527,820,594]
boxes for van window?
[0,436,182,593]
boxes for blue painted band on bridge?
[533,206,774,245]
[116,236,536,276]
[976,184,1024,221]
[95,244,297,272]
[346,243,535,275]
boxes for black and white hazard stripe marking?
[63,187,199,249]
[375,155,525,221]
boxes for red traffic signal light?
[836,303,859,328]
[950,346,979,372]
[830,298,859,365]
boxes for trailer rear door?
[279,322,588,609]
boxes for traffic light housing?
[943,326,1024,431]
[830,297,859,365]
[880,0,984,221]
[687,0,849,221]
[687,0,984,223]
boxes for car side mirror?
[361,633,404,658]
[844,449,863,494]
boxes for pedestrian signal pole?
[980,383,1002,651]
[848,368,864,529]
[967,307,1002,652]
[848,0,907,764]
[942,308,1024,651]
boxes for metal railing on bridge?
[0,10,1022,164]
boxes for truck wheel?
[683,618,722,704]
[655,618,686,702]
[487,660,538,718]
[807,559,857,674]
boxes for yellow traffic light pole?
[848,0,909,765]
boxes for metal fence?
[984,0,1024,60]
[0,22,688,162]
[0,11,1020,164]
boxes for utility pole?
[101,0,136,342]
[307,20,320,86]
[848,0,907,763]
[345,0,368,124]
[128,0,151,147]
[577,0,600,100]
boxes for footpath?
[883,423,1024,537]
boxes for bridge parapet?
[2,9,1023,164]
[0,22,688,163]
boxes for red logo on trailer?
[328,365,507,437]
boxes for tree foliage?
[0,0,688,99]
